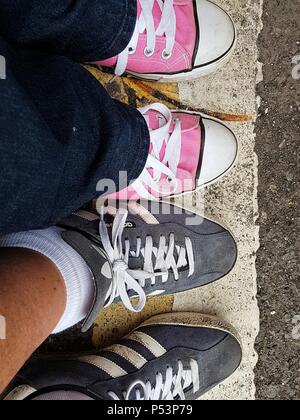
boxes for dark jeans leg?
[0,0,137,61]
[0,38,149,235]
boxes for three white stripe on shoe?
[78,356,127,378]
[105,344,147,369]
[128,331,166,358]
[79,331,166,378]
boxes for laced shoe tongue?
[127,251,190,274]
[128,255,144,270]
[138,0,163,32]
[125,234,191,275]
[138,0,197,60]
[103,210,192,274]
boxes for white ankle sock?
[0,227,94,333]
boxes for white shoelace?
[109,359,200,400]
[100,208,195,312]
[115,0,176,76]
[132,103,182,200]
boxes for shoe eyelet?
[128,47,136,55]
[144,47,154,57]
[162,49,172,60]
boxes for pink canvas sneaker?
[108,103,238,201]
[94,0,236,82]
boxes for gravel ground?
[255,0,300,400]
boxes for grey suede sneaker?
[3,313,242,401]
[55,201,237,332]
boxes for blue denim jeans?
[0,0,149,235]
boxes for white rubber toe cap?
[198,118,238,186]
[194,0,236,67]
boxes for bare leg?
[0,248,66,393]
